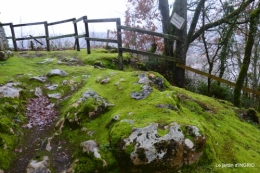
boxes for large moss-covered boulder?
[118,122,206,172]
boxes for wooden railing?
[1,16,260,96]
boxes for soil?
[6,122,73,173]
[5,97,73,173]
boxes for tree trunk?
[159,0,173,56]
[234,4,260,107]
[251,38,260,104]
[172,0,187,88]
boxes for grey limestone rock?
[26,156,51,173]
[48,93,62,99]
[30,76,47,83]
[47,69,67,77]
[123,122,206,170]
[130,84,153,100]
[0,83,22,98]
[80,140,101,158]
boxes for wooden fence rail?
[176,63,260,96]
[1,16,260,96]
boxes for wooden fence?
[1,16,260,96]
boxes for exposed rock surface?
[123,122,206,171]
[30,76,47,83]
[0,82,22,98]
[36,58,55,64]
[72,90,114,120]
[47,69,67,77]
[131,74,153,100]
[26,156,51,173]
[80,140,101,158]
[80,140,107,167]
[0,51,7,61]
[48,93,62,99]
[1,51,13,61]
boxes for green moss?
[74,154,104,172]
[124,143,135,155]
[1,50,260,172]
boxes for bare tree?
[234,2,260,107]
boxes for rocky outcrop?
[131,74,153,100]
[47,69,67,77]
[0,82,22,98]
[72,90,114,119]
[122,122,206,171]
[80,140,102,158]
[0,50,13,61]
[80,140,107,166]
[26,156,51,173]
[130,73,166,100]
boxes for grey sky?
[0,0,127,35]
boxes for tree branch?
[190,0,254,43]
[185,0,206,53]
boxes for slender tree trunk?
[234,4,260,107]
[159,0,173,56]
[252,38,260,104]
[172,0,187,88]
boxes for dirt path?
[6,97,73,173]
[6,123,73,173]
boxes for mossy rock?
[1,50,260,173]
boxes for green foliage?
[186,80,233,102]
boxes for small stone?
[184,138,194,149]
[48,93,62,99]
[62,80,69,85]
[80,140,102,159]
[35,87,43,97]
[128,112,134,116]
[0,51,7,61]
[46,84,58,90]
[81,127,87,132]
[100,78,110,84]
[120,119,134,125]
[148,73,156,79]
[26,156,50,173]
[114,82,120,86]
[89,112,96,119]
[0,83,22,98]
[47,69,67,77]
[27,124,33,129]
[113,115,120,121]
[138,74,150,84]
[30,76,47,83]
[46,137,52,151]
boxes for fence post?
[83,16,91,54]
[116,18,123,70]
[10,23,18,51]
[44,21,50,51]
[73,19,80,51]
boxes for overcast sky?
[0,0,127,23]
[1,0,176,40]
[0,0,128,36]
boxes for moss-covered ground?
[0,49,260,173]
